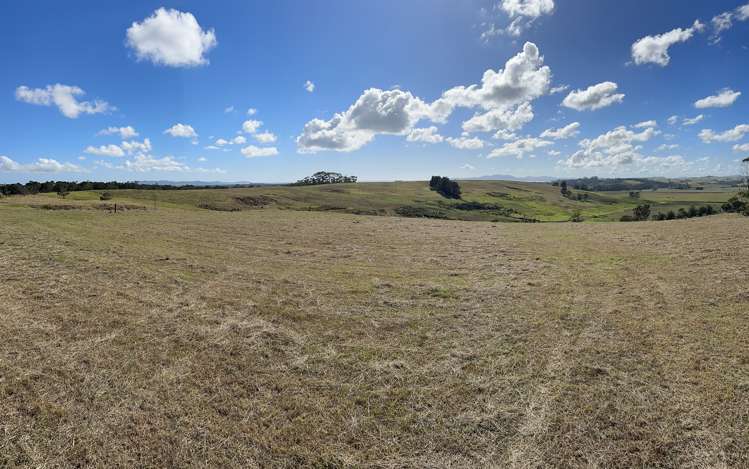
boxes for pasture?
[0,194,747,467]
[13,180,736,222]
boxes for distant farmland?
[4,179,736,223]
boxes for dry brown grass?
[0,204,747,467]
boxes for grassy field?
[6,180,736,223]
[0,198,747,467]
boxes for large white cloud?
[488,137,552,159]
[541,122,580,139]
[0,155,83,173]
[560,125,671,171]
[164,123,198,139]
[562,82,624,111]
[631,20,704,66]
[16,84,113,119]
[694,89,741,108]
[435,42,550,115]
[296,88,440,153]
[699,124,749,143]
[297,42,551,153]
[126,8,217,67]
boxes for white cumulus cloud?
[634,120,657,129]
[241,145,279,158]
[490,0,555,37]
[254,132,277,144]
[541,122,580,139]
[488,137,552,159]
[164,123,198,138]
[0,155,84,173]
[98,126,138,139]
[562,82,624,111]
[305,80,316,93]
[121,138,153,155]
[126,8,217,67]
[242,120,263,134]
[462,102,535,134]
[631,20,704,66]
[699,124,749,143]
[447,136,485,150]
[296,42,551,153]
[16,84,113,119]
[682,114,704,126]
[694,89,741,108]
[560,125,677,172]
[124,154,190,172]
[85,144,125,157]
[407,127,444,144]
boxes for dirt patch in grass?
[31,203,147,211]
[234,195,275,207]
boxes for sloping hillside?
[16,180,737,222]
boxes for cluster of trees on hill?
[0,180,253,196]
[621,201,747,221]
[559,181,590,201]
[554,177,691,192]
[429,176,462,199]
[292,171,357,186]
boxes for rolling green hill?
[10,180,738,222]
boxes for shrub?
[100,192,113,201]
[722,196,748,213]
[632,204,651,221]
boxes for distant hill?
[136,180,264,187]
[97,179,735,223]
[469,174,556,182]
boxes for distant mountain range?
[468,174,556,182]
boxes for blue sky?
[1,0,749,183]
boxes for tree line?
[554,177,693,192]
[621,199,747,222]
[0,180,255,196]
